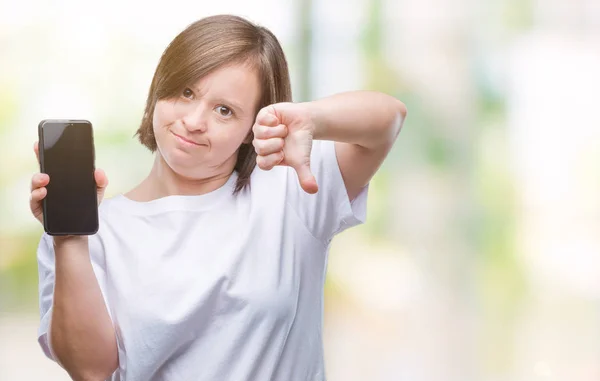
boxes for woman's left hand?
[252,102,319,194]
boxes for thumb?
[294,163,318,194]
[95,168,109,204]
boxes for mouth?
[171,131,204,147]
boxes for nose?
[182,103,208,133]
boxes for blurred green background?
[1,0,600,379]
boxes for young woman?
[30,14,406,381]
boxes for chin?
[163,153,201,177]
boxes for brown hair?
[135,14,292,193]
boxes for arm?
[252,92,402,239]
[307,91,407,200]
[30,156,117,381]
[49,236,118,381]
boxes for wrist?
[53,235,88,249]
[303,101,326,141]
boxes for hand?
[252,103,319,194]
[30,141,109,225]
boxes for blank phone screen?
[40,121,98,235]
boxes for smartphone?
[38,119,99,235]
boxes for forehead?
[192,63,261,110]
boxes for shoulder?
[98,195,126,221]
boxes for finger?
[95,168,108,188]
[30,186,47,203]
[253,137,284,156]
[256,106,279,127]
[252,123,287,139]
[256,152,284,171]
[95,168,109,203]
[30,173,50,191]
[30,186,47,220]
[294,164,319,194]
[34,141,39,163]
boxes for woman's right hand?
[30,141,109,225]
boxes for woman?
[30,14,406,381]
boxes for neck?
[127,154,235,202]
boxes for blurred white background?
[1,0,599,380]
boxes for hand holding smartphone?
[32,120,107,236]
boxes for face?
[152,63,261,179]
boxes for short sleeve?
[36,233,112,362]
[285,140,369,243]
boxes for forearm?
[307,91,406,150]
[51,236,118,381]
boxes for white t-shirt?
[37,140,368,381]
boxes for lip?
[171,131,204,147]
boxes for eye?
[215,105,233,117]
[182,88,194,99]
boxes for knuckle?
[257,125,267,137]
[261,161,273,170]
[257,142,270,155]
[264,127,275,138]
[265,126,276,138]
[256,110,268,124]
[258,157,272,170]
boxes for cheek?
[152,121,168,151]
[152,103,176,143]
[153,101,176,130]
[212,122,252,150]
